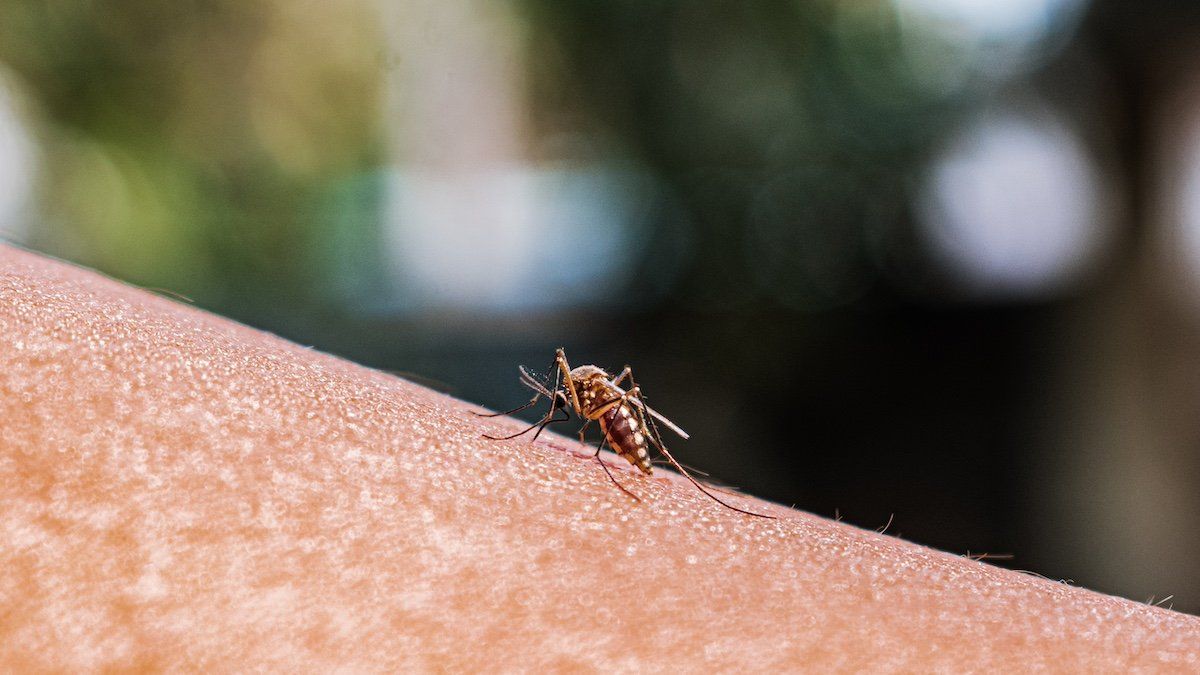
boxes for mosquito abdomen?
[600,403,653,475]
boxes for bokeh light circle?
[917,108,1110,297]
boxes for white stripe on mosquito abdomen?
[602,404,652,474]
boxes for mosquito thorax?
[563,366,606,412]
[568,365,609,383]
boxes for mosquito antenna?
[639,405,775,519]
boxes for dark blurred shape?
[520,0,965,309]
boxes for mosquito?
[474,348,774,519]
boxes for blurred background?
[0,0,1197,612]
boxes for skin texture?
[0,243,1198,672]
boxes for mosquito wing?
[628,398,690,440]
[521,363,687,438]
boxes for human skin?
[0,244,1197,672]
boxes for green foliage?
[518,0,973,308]
[0,0,386,320]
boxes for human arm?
[0,243,1196,671]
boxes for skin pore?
[1,244,1198,671]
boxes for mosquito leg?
[591,432,641,503]
[572,417,639,502]
[556,348,582,413]
[481,353,567,435]
[529,359,568,441]
[650,458,710,477]
[623,369,640,396]
[483,403,570,441]
[483,418,548,441]
[472,394,540,418]
[611,365,632,387]
[483,392,560,440]
[532,403,569,442]
[647,418,772,517]
[627,383,775,519]
[479,350,563,419]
